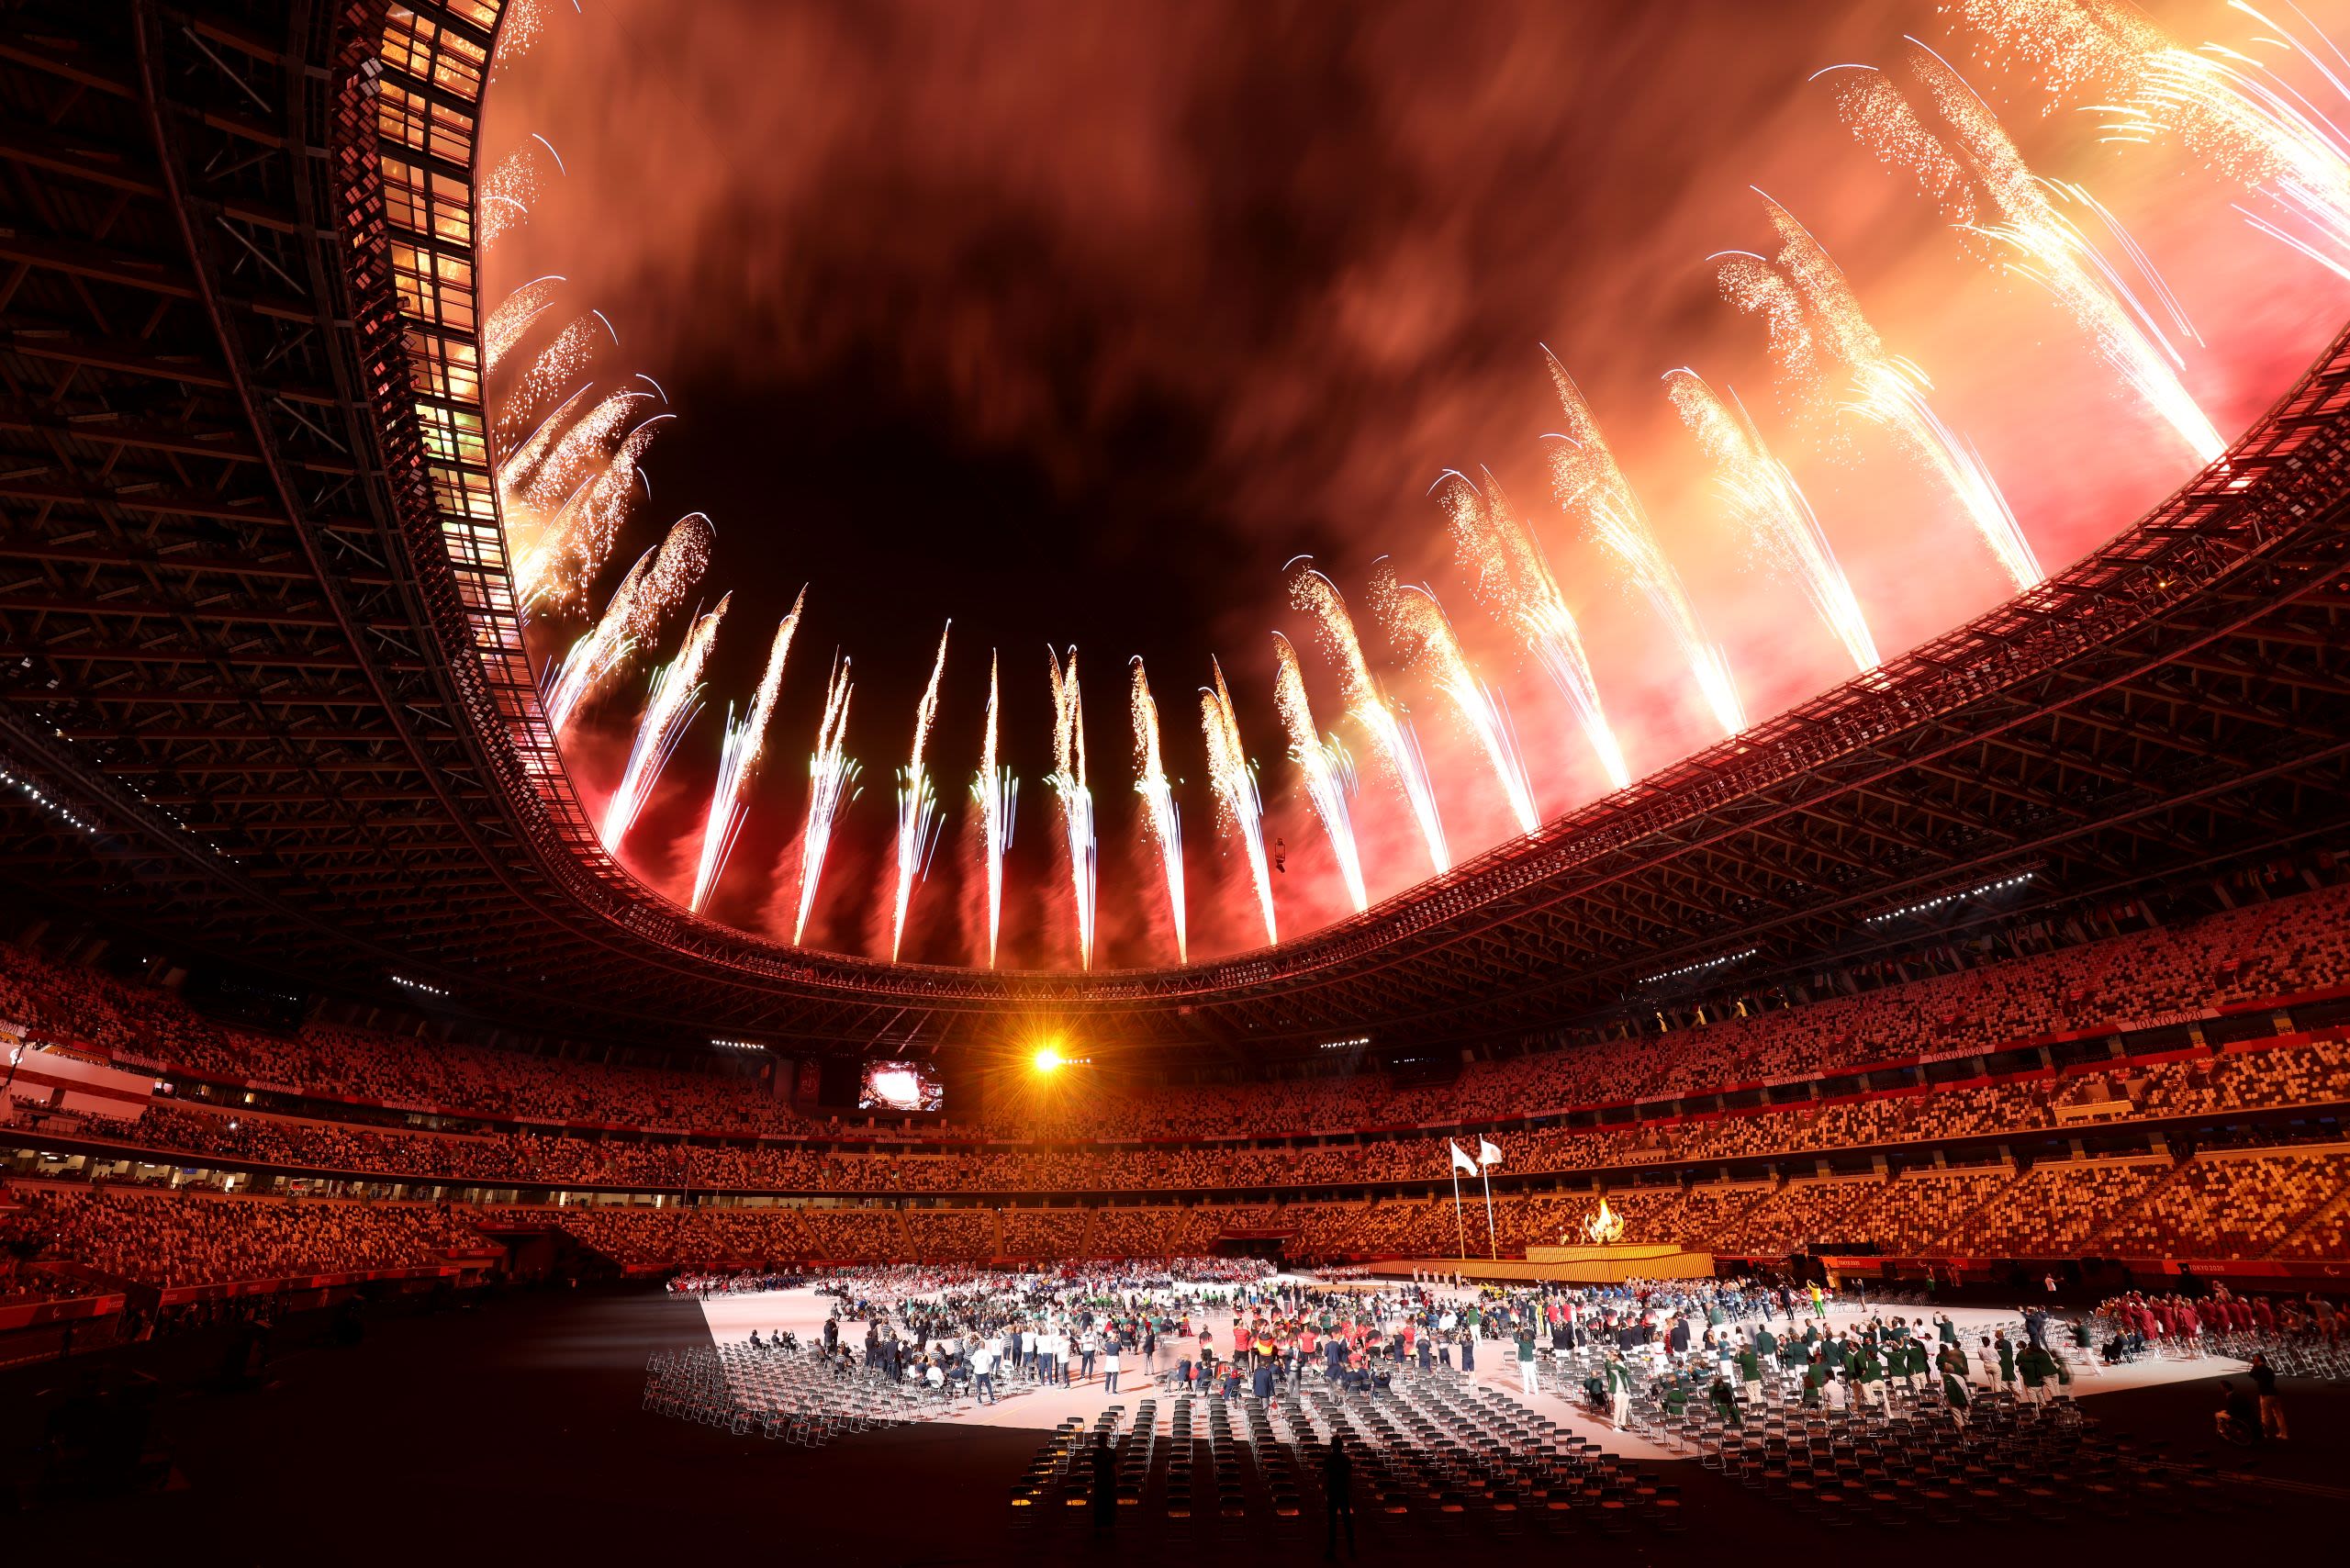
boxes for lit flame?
[1584,1196,1625,1247]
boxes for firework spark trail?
[1289,565,1450,875]
[484,275,564,374]
[1663,369,1882,673]
[1435,470,1630,791]
[688,588,804,913]
[971,651,1018,969]
[1544,355,1750,737]
[1270,633,1369,913]
[794,655,861,946]
[890,623,952,962]
[1822,44,2223,464]
[601,593,730,852]
[1046,647,1099,969]
[507,391,647,521]
[1200,660,1277,949]
[541,512,711,734]
[1717,200,2043,589]
[1369,566,1541,834]
[1953,0,2350,275]
[498,317,599,443]
[1129,657,1188,964]
[478,146,542,251]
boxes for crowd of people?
[4,1186,476,1289]
[6,879,2346,1157]
[17,1028,2344,1213]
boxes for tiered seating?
[2092,1152,2350,1260]
[6,1187,471,1288]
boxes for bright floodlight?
[1032,1045,1064,1073]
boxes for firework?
[890,623,952,962]
[1545,355,1749,737]
[601,594,730,852]
[688,588,804,913]
[1289,564,1450,874]
[1270,633,1368,913]
[1130,657,1188,964]
[794,655,861,946]
[507,391,648,523]
[541,512,711,734]
[478,146,542,251]
[1717,200,2042,589]
[1822,43,2222,464]
[1046,646,1098,969]
[493,0,545,78]
[498,316,599,443]
[1435,469,1630,791]
[1664,369,1881,673]
[1370,566,1541,834]
[1200,660,1277,949]
[971,651,1018,969]
[1953,0,2350,278]
[484,274,564,374]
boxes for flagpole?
[1450,1168,1466,1260]
[1481,1165,1497,1260]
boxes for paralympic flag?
[1478,1137,1503,1166]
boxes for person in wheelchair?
[2213,1380,2261,1446]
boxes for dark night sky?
[479,0,2348,969]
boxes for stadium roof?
[2,1,2345,1060]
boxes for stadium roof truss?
[0,0,2344,1059]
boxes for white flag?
[1478,1137,1503,1167]
[1449,1141,1478,1175]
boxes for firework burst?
[1289,564,1449,875]
[1370,566,1541,834]
[484,274,564,374]
[478,145,543,251]
[1664,369,1881,673]
[498,316,601,444]
[601,594,730,852]
[1717,198,2042,589]
[1952,0,2350,278]
[1270,633,1368,913]
[890,623,952,962]
[1822,42,2222,464]
[541,512,711,734]
[795,655,861,946]
[1544,354,1749,737]
[1435,469,1630,791]
[1200,660,1277,949]
[1046,647,1099,969]
[1129,657,1188,964]
[971,651,1018,969]
[688,588,804,914]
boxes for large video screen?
[857,1058,945,1114]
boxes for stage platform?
[1373,1243,1717,1284]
